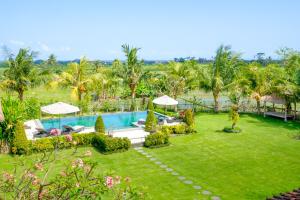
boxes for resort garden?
[0,45,300,199]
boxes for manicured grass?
[1,113,300,199]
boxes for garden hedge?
[161,124,196,135]
[92,134,131,154]
[144,131,169,148]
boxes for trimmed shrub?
[223,126,242,133]
[30,138,54,153]
[184,109,194,128]
[11,122,29,155]
[29,133,97,154]
[147,99,154,110]
[95,115,105,133]
[144,131,169,148]
[145,110,157,132]
[161,124,196,135]
[93,134,131,153]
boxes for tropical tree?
[93,60,104,72]
[201,45,241,112]
[53,57,91,101]
[46,54,57,65]
[118,44,145,110]
[165,61,196,99]
[1,48,36,101]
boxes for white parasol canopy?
[41,102,80,115]
[153,95,178,106]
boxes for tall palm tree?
[205,45,241,112]
[165,61,195,99]
[46,54,57,65]
[55,57,91,101]
[1,48,35,101]
[119,44,144,110]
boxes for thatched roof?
[261,94,286,105]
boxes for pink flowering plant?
[0,148,146,199]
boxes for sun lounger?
[62,125,85,133]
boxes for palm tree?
[165,61,195,99]
[47,54,57,65]
[119,44,144,110]
[203,45,241,112]
[56,57,91,101]
[1,48,35,101]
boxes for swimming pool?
[41,111,165,130]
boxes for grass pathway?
[134,147,221,200]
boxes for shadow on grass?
[241,113,300,131]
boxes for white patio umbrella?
[41,102,80,129]
[153,95,178,106]
[153,95,178,113]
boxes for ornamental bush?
[161,124,196,135]
[145,110,157,132]
[29,133,96,154]
[144,131,169,148]
[184,109,194,128]
[92,134,131,153]
[95,115,105,133]
[11,122,29,155]
[147,99,154,110]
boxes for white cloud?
[59,46,71,52]
[38,42,50,52]
[9,40,25,46]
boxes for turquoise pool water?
[41,111,163,130]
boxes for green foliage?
[95,115,105,133]
[229,104,239,129]
[1,49,36,101]
[147,98,154,110]
[144,131,169,148]
[162,124,196,135]
[30,133,96,153]
[184,109,194,128]
[223,126,242,133]
[93,134,131,153]
[23,98,41,119]
[11,122,29,155]
[145,110,157,132]
[154,107,178,117]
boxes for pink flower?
[84,150,92,157]
[114,176,121,185]
[84,165,91,173]
[60,171,67,177]
[32,178,40,186]
[65,134,73,142]
[34,163,43,171]
[50,129,61,136]
[72,158,84,168]
[124,177,131,183]
[3,172,14,182]
[105,176,114,188]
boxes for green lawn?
[1,113,300,199]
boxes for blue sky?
[0,0,300,60]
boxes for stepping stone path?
[193,185,202,190]
[134,147,221,199]
[171,172,179,176]
[202,190,212,195]
[183,180,193,185]
[166,168,173,172]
